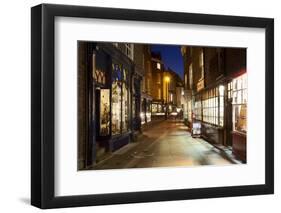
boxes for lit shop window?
[202,88,218,125]
[152,103,158,113]
[232,74,247,133]
[111,65,122,135]
[152,103,164,114]
[201,86,225,126]
[111,64,130,135]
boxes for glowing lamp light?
[165,76,170,83]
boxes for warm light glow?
[157,63,161,69]
[165,76,170,83]
[219,85,225,95]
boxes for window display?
[152,103,158,113]
[232,73,247,133]
[112,64,130,135]
[112,64,122,135]
[100,89,110,136]
[196,86,224,126]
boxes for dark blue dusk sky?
[151,44,184,79]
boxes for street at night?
[78,42,247,170]
[92,119,236,170]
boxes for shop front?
[190,73,247,162]
[151,101,165,119]
[192,84,225,145]
[88,44,135,164]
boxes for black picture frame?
[31,3,274,209]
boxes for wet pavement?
[92,120,235,170]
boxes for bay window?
[111,64,130,135]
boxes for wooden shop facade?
[78,42,142,169]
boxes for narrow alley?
[93,120,235,170]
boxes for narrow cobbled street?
[93,120,235,170]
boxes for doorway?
[95,88,110,162]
